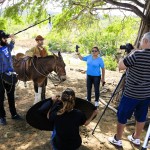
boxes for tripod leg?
[141,123,150,150]
[92,73,126,135]
[92,96,113,134]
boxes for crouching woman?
[48,88,97,150]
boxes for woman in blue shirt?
[77,47,105,107]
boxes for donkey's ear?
[58,51,62,58]
[52,52,57,58]
[58,51,61,56]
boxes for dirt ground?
[0,40,149,150]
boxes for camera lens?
[120,45,126,49]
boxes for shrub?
[103,55,117,71]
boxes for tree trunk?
[135,1,150,48]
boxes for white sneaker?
[108,135,122,147]
[95,101,99,107]
[127,134,140,146]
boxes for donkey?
[13,52,66,104]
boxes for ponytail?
[57,88,75,115]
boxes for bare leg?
[134,121,145,139]
[116,122,126,140]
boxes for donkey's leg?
[33,82,38,104]
[41,78,47,100]
[33,82,42,104]
[41,85,46,100]
[37,86,42,102]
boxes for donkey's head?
[52,52,66,82]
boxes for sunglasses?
[92,50,98,52]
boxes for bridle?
[31,57,63,86]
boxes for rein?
[31,57,62,86]
[31,58,48,77]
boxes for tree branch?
[94,7,132,12]
[104,0,146,21]
[124,0,145,8]
[0,0,5,4]
[71,8,87,20]
[71,1,89,9]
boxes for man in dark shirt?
[108,32,150,147]
[0,30,22,125]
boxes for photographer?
[76,46,105,107]
[108,32,150,147]
[0,30,22,126]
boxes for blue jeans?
[86,75,101,102]
[50,129,58,150]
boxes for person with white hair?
[108,32,150,147]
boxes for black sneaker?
[0,117,7,125]
[12,114,23,120]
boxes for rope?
[1,73,14,93]
[31,57,62,86]
[31,58,48,77]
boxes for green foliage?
[3,2,23,24]
[0,18,7,30]
[103,55,117,71]
[46,16,139,57]
[79,17,139,55]
[0,0,141,71]
[2,0,48,25]
[47,29,73,52]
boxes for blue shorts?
[117,95,150,124]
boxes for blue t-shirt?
[0,42,14,73]
[82,55,104,76]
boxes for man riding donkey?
[25,35,49,104]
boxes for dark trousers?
[86,75,101,102]
[0,78,17,118]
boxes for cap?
[35,35,44,41]
[0,30,10,39]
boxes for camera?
[120,43,134,54]
[76,45,80,52]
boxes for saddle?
[14,55,32,70]
[13,53,35,82]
